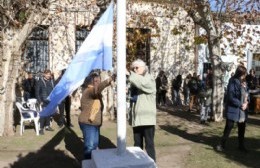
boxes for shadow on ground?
[8,126,117,168]
[159,105,260,168]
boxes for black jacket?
[35,77,54,106]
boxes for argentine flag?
[40,2,114,117]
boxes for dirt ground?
[0,105,259,168]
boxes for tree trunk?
[208,37,224,122]
[186,0,225,122]
[0,11,47,136]
[0,29,19,136]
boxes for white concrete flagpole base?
[82,147,157,168]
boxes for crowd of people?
[22,69,73,135]
[19,59,259,161]
[20,58,157,162]
[155,68,214,124]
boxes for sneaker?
[216,145,224,152]
[45,127,54,131]
[39,129,44,135]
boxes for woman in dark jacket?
[216,65,248,152]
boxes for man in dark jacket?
[188,72,199,112]
[35,69,55,135]
[56,69,73,127]
[22,72,36,101]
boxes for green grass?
[0,111,259,168]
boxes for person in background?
[246,69,258,113]
[216,65,248,152]
[200,70,213,124]
[188,72,199,112]
[246,69,257,90]
[35,69,55,135]
[22,72,36,101]
[79,70,113,159]
[127,59,157,162]
[156,70,168,106]
[183,73,191,106]
[172,74,182,106]
[56,69,73,128]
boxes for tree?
[139,0,259,121]
[0,0,50,136]
[0,0,112,136]
[178,0,259,121]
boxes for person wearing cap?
[126,59,157,162]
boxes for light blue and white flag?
[40,2,114,117]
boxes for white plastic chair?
[27,98,40,112]
[15,102,40,136]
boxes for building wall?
[198,24,260,86]
[39,1,195,109]
[126,2,195,79]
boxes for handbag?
[88,99,101,122]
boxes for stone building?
[198,24,260,88]
[20,0,260,115]
[21,0,195,113]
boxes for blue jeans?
[79,123,100,159]
[173,90,182,106]
[183,88,190,105]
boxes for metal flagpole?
[116,0,127,155]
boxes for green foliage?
[126,28,151,68]
[18,11,28,23]
[172,27,182,35]
[194,35,208,45]
[185,45,191,51]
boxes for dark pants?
[39,116,51,129]
[157,90,167,105]
[133,125,156,162]
[58,96,71,126]
[221,119,246,148]
[39,104,51,129]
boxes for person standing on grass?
[156,70,168,106]
[183,73,191,106]
[199,70,213,124]
[172,74,182,106]
[188,72,199,112]
[216,65,248,152]
[56,69,73,128]
[127,59,157,162]
[35,69,55,135]
[79,70,113,160]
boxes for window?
[127,28,151,68]
[75,26,89,52]
[22,26,49,73]
[203,62,212,74]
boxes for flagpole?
[116,0,127,155]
